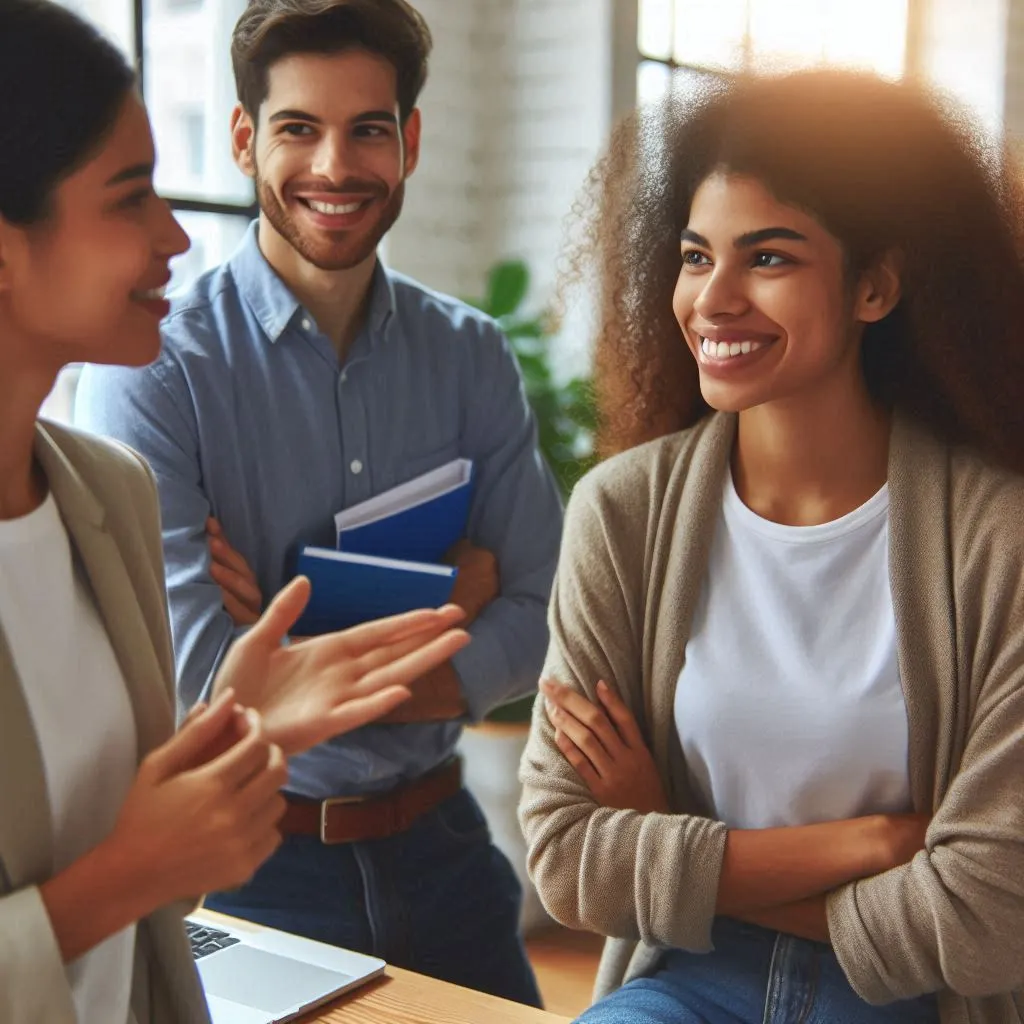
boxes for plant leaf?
[486,261,530,318]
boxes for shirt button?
[301,318,312,331]
[350,459,363,474]
[340,371,348,384]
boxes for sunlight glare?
[673,0,746,69]
[639,0,674,60]
[657,0,907,76]
[749,0,907,76]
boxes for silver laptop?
[186,911,385,1024]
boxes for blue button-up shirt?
[75,223,563,798]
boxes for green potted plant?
[458,260,595,933]
[463,259,596,724]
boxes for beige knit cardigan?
[519,411,1024,1023]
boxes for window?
[144,0,255,210]
[55,0,254,289]
[169,211,249,290]
[637,0,909,104]
[56,0,133,58]
[182,109,206,180]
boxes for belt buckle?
[319,794,366,844]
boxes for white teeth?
[699,336,767,360]
[134,286,166,301]
[308,199,363,215]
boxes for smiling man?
[73,0,562,1006]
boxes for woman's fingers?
[596,679,645,748]
[327,604,467,657]
[546,699,615,779]
[198,709,278,790]
[180,699,209,728]
[347,629,471,693]
[319,686,414,737]
[247,576,312,646]
[554,728,602,792]
[146,687,237,780]
[349,622,470,677]
[541,678,622,759]
[234,744,289,817]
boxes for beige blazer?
[520,412,1024,1024]
[0,421,210,1024]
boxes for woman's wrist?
[795,815,903,881]
[716,814,907,916]
[857,815,894,875]
[734,894,831,943]
[39,832,168,963]
[858,812,930,876]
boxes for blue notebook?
[334,459,474,564]
[291,546,458,635]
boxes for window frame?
[635,0,920,84]
[129,0,257,222]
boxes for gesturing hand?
[109,688,288,904]
[212,576,470,755]
[542,678,670,815]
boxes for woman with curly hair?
[520,68,1024,1023]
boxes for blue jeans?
[577,918,940,1023]
[204,787,541,1007]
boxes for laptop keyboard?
[186,921,242,961]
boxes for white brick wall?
[386,0,614,313]
[383,0,500,300]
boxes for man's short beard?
[255,167,405,272]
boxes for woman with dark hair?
[0,3,469,1021]
[520,69,1024,1023]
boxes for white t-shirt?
[0,492,138,1023]
[675,472,912,829]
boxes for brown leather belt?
[279,759,463,844]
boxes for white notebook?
[334,458,473,532]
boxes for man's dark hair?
[231,0,432,121]
[0,0,135,225]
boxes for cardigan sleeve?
[0,885,76,1023]
[518,463,728,952]
[828,460,1024,1003]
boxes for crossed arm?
[539,676,928,943]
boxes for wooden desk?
[295,962,572,1023]
[193,910,571,1024]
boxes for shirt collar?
[367,259,397,337]
[229,221,301,344]
[229,220,397,345]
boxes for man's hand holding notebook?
[289,458,475,636]
[207,459,480,637]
